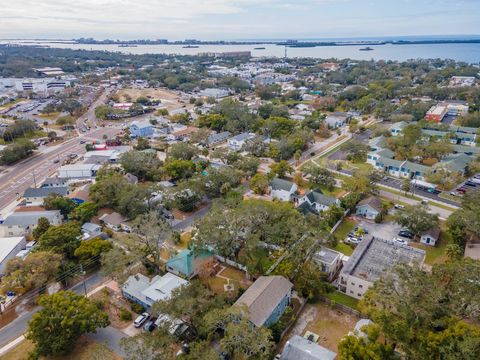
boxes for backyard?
[330,218,357,256]
[202,264,252,296]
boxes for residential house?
[420,228,441,246]
[122,272,188,309]
[280,335,337,360]
[421,128,477,147]
[313,247,344,281]
[99,212,129,232]
[0,236,26,275]
[234,275,293,327]
[81,222,102,240]
[324,112,350,129]
[269,178,297,202]
[297,189,340,215]
[227,132,255,151]
[338,237,425,299]
[0,210,62,237]
[433,153,471,175]
[41,177,69,188]
[368,136,386,151]
[166,249,214,279]
[206,131,231,146]
[389,121,408,136]
[23,187,69,204]
[355,196,382,220]
[129,120,154,138]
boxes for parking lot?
[353,216,403,242]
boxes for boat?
[359,46,374,51]
[182,45,199,48]
[254,47,266,50]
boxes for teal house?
[166,249,214,279]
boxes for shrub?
[130,302,144,314]
[120,308,132,321]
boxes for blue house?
[129,120,154,138]
[234,275,293,327]
[166,249,214,279]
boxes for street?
[0,127,120,215]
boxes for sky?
[1,0,480,40]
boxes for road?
[0,127,120,215]
[0,272,104,348]
[172,202,212,231]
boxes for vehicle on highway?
[80,140,86,144]
[134,312,150,328]
[53,159,60,164]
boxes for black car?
[143,319,157,332]
[398,230,414,239]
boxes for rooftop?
[280,335,337,360]
[1,211,60,227]
[314,247,342,265]
[234,275,293,327]
[342,237,425,283]
[0,237,25,265]
[23,187,68,198]
[270,178,296,192]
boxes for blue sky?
[1,0,479,40]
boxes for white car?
[134,312,150,328]
[394,204,405,210]
[393,238,408,246]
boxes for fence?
[318,295,364,318]
[214,255,248,273]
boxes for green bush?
[130,302,144,314]
[120,308,132,321]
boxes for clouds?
[0,0,478,39]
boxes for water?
[2,40,480,63]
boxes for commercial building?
[57,164,101,179]
[234,275,293,327]
[0,236,26,275]
[338,237,425,299]
[0,78,71,97]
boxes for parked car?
[143,319,157,332]
[393,237,408,245]
[80,139,86,144]
[394,204,405,210]
[134,312,150,328]
[465,181,477,187]
[398,229,414,239]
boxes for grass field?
[325,291,360,310]
[0,338,121,360]
[330,218,357,256]
[410,231,450,265]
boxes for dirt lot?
[0,337,121,360]
[286,302,360,352]
[90,287,132,330]
[115,88,191,113]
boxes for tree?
[393,204,438,239]
[448,190,480,247]
[120,331,174,360]
[101,246,136,284]
[290,261,333,301]
[303,164,335,190]
[269,160,293,179]
[250,173,269,195]
[401,178,411,195]
[69,202,98,223]
[132,211,172,272]
[94,104,111,119]
[120,151,163,181]
[32,217,51,240]
[168,142,198,161]
[1,251,63,294]
[203,167,242,198]
[134,137,151,150]
[74,238,112,261]
[38,222,82,258]
[164,159,195,180]
[338,324,396,360]
[0,140,36,165]
[234,156,259,177]
[361,260,480,359]
[43,194,76,218]
[26,291,109,359]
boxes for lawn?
[410,231,450,265]
[178,232,192,249]
[0,337,121,360]
[330,218,357,256]
[325,291,360,310]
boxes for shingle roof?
[23,187,68,198]
[422,228,441,240]
[280,335,337,360]
[234,275,293,327]
[2,211,60,227]
[356,196,382,213]
[305,190,338,207]
[270,178,296,192]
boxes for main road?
[0,126,120,214]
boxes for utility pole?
[79,264,87,297]
[32,169,37,188]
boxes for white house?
[122,272,188,309]
[355,196,382,220]
[324,112,350,129]
[313,247,344,281]
[389,121,408,136]
[269,178,297,202]
[420,228,440,246]
[297,189,340,215]
[0,211,62,237]
[81,222,102,240]
[0,236,26,275]
[227,132,255,151]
